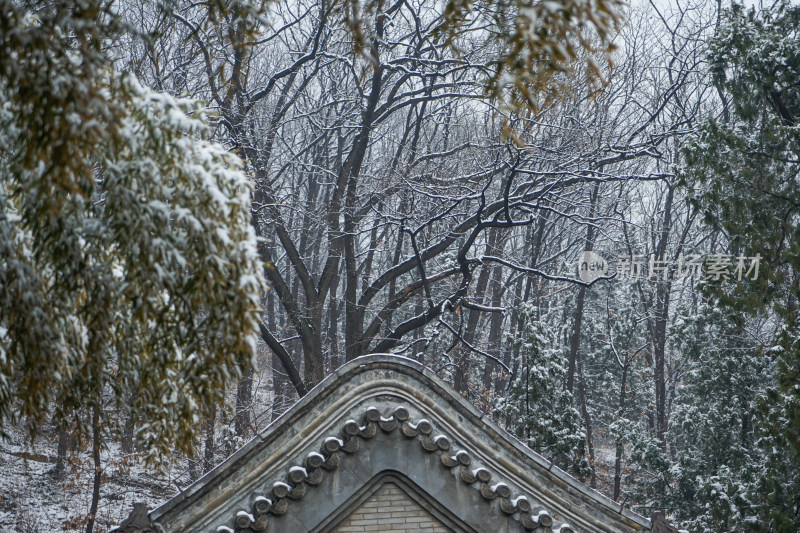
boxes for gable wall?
[333,483,452,533]
[150,357,652,533]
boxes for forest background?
[1,0,799,531]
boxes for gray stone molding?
[143,355,656,533]
[219,404,573,532]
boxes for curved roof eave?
[150,354,652,533]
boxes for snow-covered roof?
[118,355,664,533]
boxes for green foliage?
[668,304,765,532]
[707,2,800,127]
[0,0,264,463]
[611,416,671,507]
[752,325,800,533]
[682,1,800,278]
[681,1,800,528]
[585,282,663,503]
[500,306,588,476]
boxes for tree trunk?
[187,455,199,482]
[653,185,674,452]
[455,261,492,394]
[566,184,600,394]
[327,277,342,371]
[267,289,289,421]
[654,286,670,452]
[344,16,386,363]
[203,405,216,474]
[566,286,588,395]
[85,405,102,533]
[577,351,596,488]
[500,275,525,393]
[53,424,68,479]
[235,366,253,438]
[614,363,629,501]
[121,413,134,455]
[271,353,288,422]
[482,259,505,391]
[412,292,425,362]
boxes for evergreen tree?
[682,1,800,529]
[500,305,588,476]
[668,303,765,532]
[585,278,672,510]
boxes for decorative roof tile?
[219,405,574,533]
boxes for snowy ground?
[0,423,182,533]
[0,351,280,533]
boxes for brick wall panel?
[333,483,452,532]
